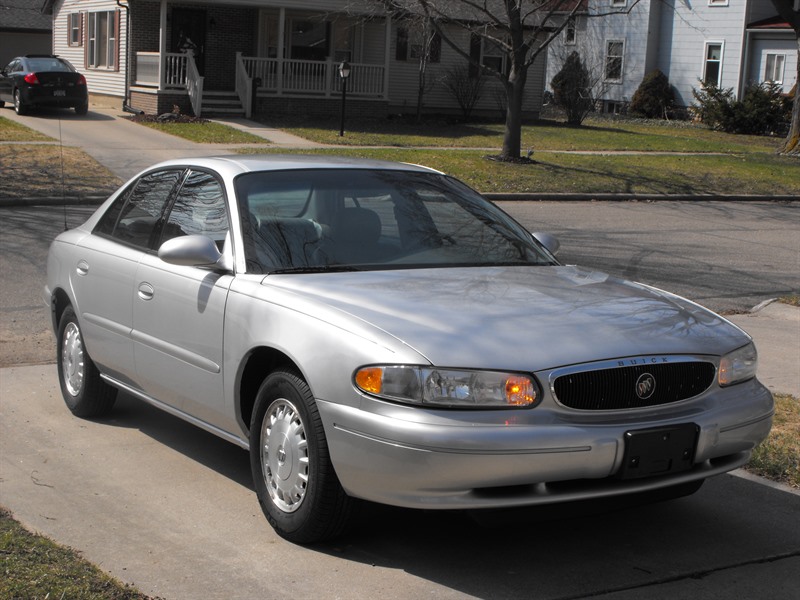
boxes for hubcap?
[260,399,309,513]
[61,322,85,397]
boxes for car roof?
[143,155,445,178]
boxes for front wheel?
[250,369,353,543]
[14,89,27,115]
[57,306,117,417]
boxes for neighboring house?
[0,0,53,67]
[546,0,798,113]
[41,0,546,119]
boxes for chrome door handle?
[137,282,155,301]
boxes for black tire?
[57,306,117,418]
[75,102,88,116]
[250,369,353,544]
[13,89,27,115]
[0,100,5,108]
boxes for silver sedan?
[45,155,774,543]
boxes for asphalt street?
[0,104,798,599]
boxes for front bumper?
[318,378,773,509]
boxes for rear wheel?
[75,102,88,116]
[250,369,352,543]
[57,306,117,417]
[13,89,27,115]
[0,100,5,108]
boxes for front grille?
[552,361,716,410]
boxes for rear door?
[72,168,183,385]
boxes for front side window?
[87,10,117,69]
[703,42,723,86]
[68,13,82,47]
[161,170,229,247]
[235,169,556,274]
[605,40,624,82]
[96,169,183,249]
[765,54,786,84]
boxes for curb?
[3,194,799,208]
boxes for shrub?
[550,51,594,125]
[441,64,485,121]
[691,81,790,135]
[629,70,675,118]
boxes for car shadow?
[91,392,800,598]
[18,107,117,121]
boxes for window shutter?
[84,12,89,68]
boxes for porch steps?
[200,90,245,118]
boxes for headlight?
[719,343,758,387]
[354,366,539,408]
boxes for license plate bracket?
[619,423,699,480]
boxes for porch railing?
[135,52,189,89]
[240,57,385,98]
[235,52,252,118]
[186,55,204,117]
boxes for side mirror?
[158,234,230,270]
[532,232,560,256]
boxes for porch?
[128,2,392,118]
[133,52,388,117]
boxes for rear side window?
[95,169,183,249]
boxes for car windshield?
[26,58,74,72]
[235,168,557,274]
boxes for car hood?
[264,265,749,371]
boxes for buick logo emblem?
[635,373,656,400]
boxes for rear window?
[26,58,74,72]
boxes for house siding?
[747,35,798,94]
[388,22,543,118]
[51,0,127,99]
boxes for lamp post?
[338,61,351,137]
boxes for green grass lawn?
[130,119,267,144]
[237,147,800,195]
[263,115,784,154]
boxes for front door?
[171,8,207,75]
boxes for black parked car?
[0,55,88,115]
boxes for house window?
[765,54,786,84]
[611,0,627,6]
[482,38,506,74]
[87,11,117,69]
[604,40,624,82]
[396,25,441,63]
[332,18,357,62]
[708,0,729,6]
[564,18,576,45]
[396,27,408,61]
[703,42,723,86]
[68,13,82,47]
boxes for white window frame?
[87,11,116,70]
[604,39,624,83]
[765,54,786,84]
[703,41,724,87]
[68,13,82,47]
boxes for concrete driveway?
[2,364,799,600]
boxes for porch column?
[383,14,391,101]
[159,0,168,90]
[277,7,285,95]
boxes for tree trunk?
[779,39,799,155]
[500,68,527,160]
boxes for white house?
[546,0,798,113]
[41,0,548,119]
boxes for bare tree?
[769,0,800,155]
[389,0,641,160]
